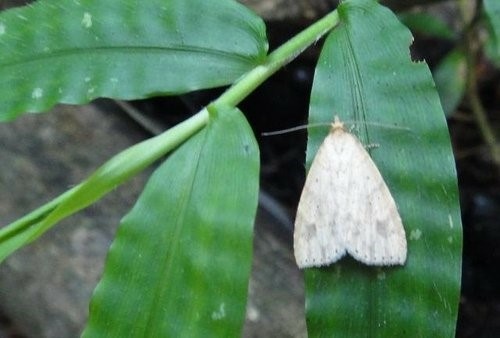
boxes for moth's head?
[331,115,345,132]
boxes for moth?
[294,117,407,268]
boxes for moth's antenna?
[261,122,330,136]
[262,120,410,136]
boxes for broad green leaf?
[399,11,455,40]
[304,0,461,336]
[0,111,207,263]
[433,49,466,116]
[82,105,259,337]
[484,0,500,64]
[0,0,268,121]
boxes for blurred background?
[0,0,499,337]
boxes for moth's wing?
[341,133,407,265]
[293,132,348,268]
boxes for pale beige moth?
[294,117,407,268]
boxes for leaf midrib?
[144,128,208,336]
[0,45,257,69]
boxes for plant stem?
[215,10,340,107]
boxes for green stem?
[216,11,340,107]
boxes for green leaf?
[0,111,207,263]
[0,0,268,121]
[399,11,455,40]
[484,0,500,64]
[305,0,461,336]
[82,105,259,337]
[433,49,467,116]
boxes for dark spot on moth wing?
[304,223,317,240]
[376,219,390,237]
